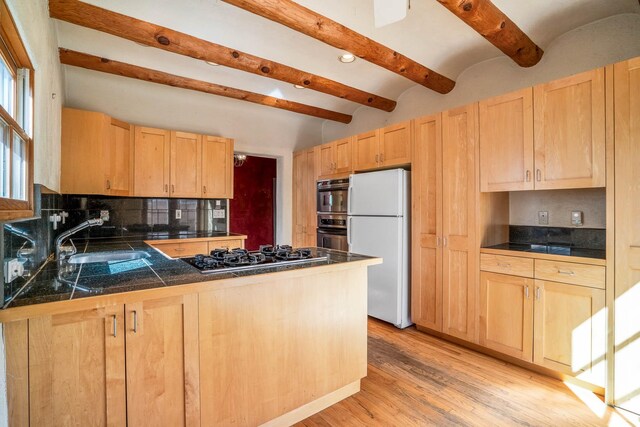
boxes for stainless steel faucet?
[55,217,104,264]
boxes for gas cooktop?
[182,245,328,273]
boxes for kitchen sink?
[68,250,150,264]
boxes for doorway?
[229,155,277,250]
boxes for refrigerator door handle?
[347,217,353,247]
[347,183,353,215]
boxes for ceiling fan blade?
[374,0,409,28]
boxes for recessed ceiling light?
[205,61,220,66]
[293,84,305,89]
[338,53,356,63]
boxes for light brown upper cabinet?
[202,136,234,199]
[318,137,352,178]
[352,121,412,172]
[105,118,133,196]
[411,106,478,343]
[479,69,606,192]
[170,131,202,198]
[134,126,171,197]
[479,88,534,192]
[61,108,133,196]
[533,68,606,189]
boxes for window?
[0,0,34,219]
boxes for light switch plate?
[175,209,182,219]
[571,211,583,226]
[538,211,549,225]
[4,258,24,283]
[213,209,225,219]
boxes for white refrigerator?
[348,169,412,329]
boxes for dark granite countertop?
[483,242,606,260]
[3,238,374,310]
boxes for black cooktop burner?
[184,245,324,273]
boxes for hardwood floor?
[298,318,637,427]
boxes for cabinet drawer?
[151,241,209,258]
[480,254,534,278]
[208,239,244,252]
[534,260,605,289]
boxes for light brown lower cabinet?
[479,271,605,387]
[479,272,534,362]
[25,297,199,427]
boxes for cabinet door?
[105,118,132,196]
[411,114,443,331]
[479,272,533,361]
[318,142,335,177]
[441,104,478,342]
[170,131,202,198]
[533,68,605,189]
[613,57,640,413]
[125,295,200,427]
[202,135,234,199]
[134,126,171,197]
[60,108,108,194]
[380,121,412,167]
[304,148,318,246]
[334,137,353,175]
[479,88,534,192]
[533,280,605,387]
[352,130,380,171]
[292,150,307,247]
[28,306,126,426]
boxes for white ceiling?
[56,0,640,122]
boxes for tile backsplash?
[1,188,228,304]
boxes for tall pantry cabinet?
[613,56,640,415]
[412,104,478,342]
[292,148,317,248]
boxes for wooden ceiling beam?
[436,0,543,67]
[220,0,455,94]
[49,0,396,112]
[59,49,353,123]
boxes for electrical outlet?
[571,211,583,226]
[100,210,110,222]
[4,258,24,283]
[213,209,225,219]
[538,211,549,225]
[175,209,182,219]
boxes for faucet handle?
[60,211,69,224]
[49,213,62,231]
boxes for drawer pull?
[535,287,541,300]
[497,262,511,268]
[112,315,117,337]
[174,248,185,252]
[524,286,530,299]
[557,269,575,276]
[132,310,138,333]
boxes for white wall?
[7,0,64,192]
[321,14,640,142]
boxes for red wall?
[229,155,277,250]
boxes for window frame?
[0,0,34,220]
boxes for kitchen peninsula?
[0,237,380,426]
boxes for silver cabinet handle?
[172,184,175,193]
[380,153,384,163]
[112,315,117,337]
[557,269,575,276]
[535,287,541,300]
[443,237,448,247]
[375,154,379,163]
[106,179,111,190]
[164,184,169,193]
[203,186,207,194]
[436,236,441,247]
[536,169,542,181]
[525,170,531,182]
[132,310,138,333]
[525,286,530,299]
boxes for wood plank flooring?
[298,318,638,427]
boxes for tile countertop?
[3,236,374,310]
